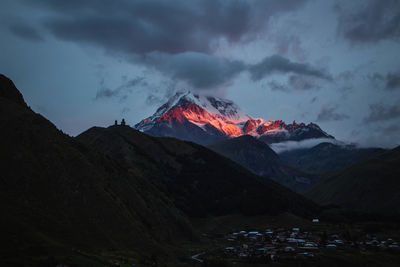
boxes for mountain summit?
[135,91,334,145]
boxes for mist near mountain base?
[270,138,341,153]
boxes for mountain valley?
[1,74,400,266]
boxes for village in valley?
[192,218,400,265]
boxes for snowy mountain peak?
[173,91,250,123]
[135,91,334,145]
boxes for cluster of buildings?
[222,227,319,261]
[359,235,400,250]
[219,227,399,262]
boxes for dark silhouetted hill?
[280,142,386,175]
[207,135,318,192]
[0,74,193,266]
[77,126,319,218]
[307,146,400,216]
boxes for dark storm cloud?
[14,0,318,90]
[8,24,44,42]
[249,55,332,81]
[95,76,146,100]
[24,0,307,55]
[364,103,400,122]
[142,52,245,89]
[386,73,400,90]
[268,81,289,92]
[382,124,400,135]
[317,106,349,122]
[288,75,320,91]
[267,75,321,93]
[336,0,400,44]
[368,72,400,90]
[139,52,330,90]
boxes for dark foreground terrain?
[187,214,400,267]
[1,74,400,266]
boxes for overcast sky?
[1,0,399,148]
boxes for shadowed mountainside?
[0,74,319,266]
[76,126,319,218]
[0,74,194,265]
[207,135,318,192]
[280,142,386,175]
[307,146,400,216]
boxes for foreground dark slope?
[307,146,400,215]
[0,75,193,265]
[77,126,319,218]
[280,142,386,175]
[207,135,318,192]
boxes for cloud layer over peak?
[1,0,400,147]
[28,0,307,55]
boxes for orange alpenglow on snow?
[135,91,333,144]
[157,102,242,136]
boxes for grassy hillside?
[207,135,318,192]
[207,135,282,175]
[0,74,193,266]
[280,142,386,175]
[77,127,319,218]
[306,146,400,216]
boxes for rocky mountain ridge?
[135,91,334,145]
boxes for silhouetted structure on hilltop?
[114,119,127,126]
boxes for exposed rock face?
[135,91,334,145]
